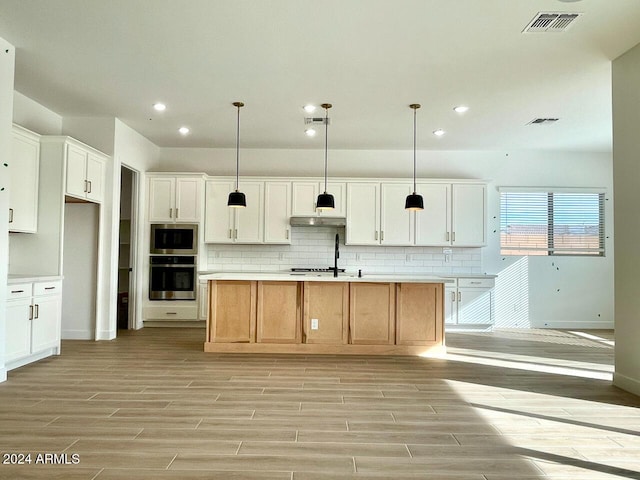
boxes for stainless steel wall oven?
[149,255,196,300]
[150,224,198,255]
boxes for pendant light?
[316,103,335,210]
[405,103,424,211]
[228,101,247,208]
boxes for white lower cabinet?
[445,277,495,330]
[5,280,62,369]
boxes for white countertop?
[8,274,63,284]
[199,271,461,284]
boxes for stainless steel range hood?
[289,216,346,227]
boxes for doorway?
[117,166,138,330]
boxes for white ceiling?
[1,0,640,152]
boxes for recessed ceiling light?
[305,128,316,137]
[303,105,316,113]
[433,129,446,137]
[178,126,190,135]
[153,103,166,111]
[453,106,469,114]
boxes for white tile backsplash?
[204,226,482,274]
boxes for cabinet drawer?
[7,283,32,299]
[144,305,198,320]
[458,278,495,289]
[33,281,62,296]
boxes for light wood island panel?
[204,278,445,355]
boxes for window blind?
[500,192,604,256]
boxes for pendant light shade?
[316,103,335,211]
[228,101,247,208]
[406,103,424,211]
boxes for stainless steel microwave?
[150,224,198,255]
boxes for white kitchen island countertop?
[199,271,458,284]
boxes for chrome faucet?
[333,233,340,277]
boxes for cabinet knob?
[175,208,179,219]
[8,208,13,223]
[169,208,173,218]
[87,180,92,194]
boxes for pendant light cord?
[324,105,329,193]
[235,104,240,191]
[413,106,417,193]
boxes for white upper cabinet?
[64,142,106,203]
[380,183,414,246]
[346,182,380,245]
[415,183,451,246]
[9,125,40,233]
[148,176,202,223]
[347,182,413,246]
[291,181,346,217]
[204,180,264,244]
[451,183,486,246]
[264,182,291,244]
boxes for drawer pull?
[470,281,481,285]
[44,286,56,290]
[165,312,178,315]
[11,289,24,294]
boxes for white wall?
[0,36,16,383]
[62,203,98,339]
[612,41,640,396]
[160,148,615,329]
[13,91,62,135]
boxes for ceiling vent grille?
[523,12,581,33]
[304,117,331,125]
[527,118,559,125]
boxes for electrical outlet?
[443,248,452,263]
[356,253,361,261]
[311,318,319,330]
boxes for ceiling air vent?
[527,118,559,125]
[304,117,331,125]
[523,12,581,33]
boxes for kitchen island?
[199,272,454,356]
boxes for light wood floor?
[1,328,639,480]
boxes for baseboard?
[534,321,614,329]
[613,372,640,397]
[61,329,95,340]
[96,330,116,341]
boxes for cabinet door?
[264,182,291,244]
[303,282,349,344]
[5,300,32,363]
[234,182,264,243]
[395,283,442,346]
[9,128,39,233]
[349,283,395,344]
[444,286,457,325]
[291,182,319,216]
[415,184,451,246]
[318,182,347,218]
[85,154,105,203]
[149,177,176,222]
[380,183,414,245]
[65,144,88,199]
[452,184,486,246]
[256,281,301,343]
[346,183,380,245]
[31,295,61,353]
[198,281,208,321]
[204,180,234,243]
[457,287,492,325]
[175,178,202,222]
[208,280,256,342]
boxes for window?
[500,191,605,256]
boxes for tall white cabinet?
[9,125,40,233]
